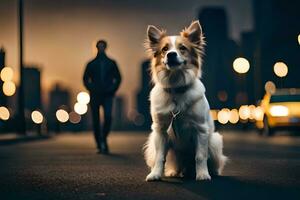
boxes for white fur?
[163,36,184,69]
[144,79,227,181]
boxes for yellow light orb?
[233,57,250,74]
[31,110,43,124]
[77,92,90,104]
[2,81,16,96]
[229,109,239,124]
[273,62,288,77]
[253,106,264,121]
[248,105,256,120]
[217,108,230,124]
[0,106,10,120]
[298,34,300,45]
[74,102,88,115]
[210,109,218,121]
[0,67,14,82]
[264,81,276,94]
[56,109,69,123]
[69,111,81,124]
[239,105,250,120]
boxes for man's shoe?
[99,141,109,155]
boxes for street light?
[0,106,10,121]
[2,81,16,96]
[229,109,239,124]
[77,92,90,104]
[233,57,250,74]
[0,67,14,82]
[264,81,276,94]
[273,62,288,78]
[239,105,250,120]
[31,110,43,124]
[217,108,230,124]
[74,102,88,115]
[56,109,69,123]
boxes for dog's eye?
[179,45,187,52]
[162,46,168,52]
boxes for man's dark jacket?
[83,53,121,97]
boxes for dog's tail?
[208,132,228,175]
[143,132,156,169]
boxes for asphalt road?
[0,131,300,200]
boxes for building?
[0,48,7,106]
[47,83,71,130]
[23,67,42,111]
[111,95,126,130]
[136,60,152,130]
[253,0,300,97]
[198,7,239,108]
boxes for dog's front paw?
[146,172,162,182]
[165,169,178,177]
[196,171,211,181]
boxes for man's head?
[96,40,107,53]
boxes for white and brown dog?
[144,21,227,181]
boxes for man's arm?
[110,61,122,94]
[83,64,92,91]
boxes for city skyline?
[0,0,253,110]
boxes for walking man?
[83,40,121,154]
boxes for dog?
[143,21,227,181]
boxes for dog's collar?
[163,83,193,94]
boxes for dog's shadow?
[158,176,299,200]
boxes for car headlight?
[269,105,289,117]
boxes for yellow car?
[257,89,300,136]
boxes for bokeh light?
[77,92,90,104]
[229,109,239,124]
[2,81,16,96]
[253,106,264,121]
[273,62,288,77]
[31,110,44,124]
[0,106,10,120]
[69,111,81,124]
[298,34,300,45]
[217,91,228,102]
[217,108,230,124]
[269,105,289,117]
[248,105,256,120]
[233,57,250,74]
[56,109,69,123]
[0,67,14,82]
[264,81,276,94]
[239,105,250,120]
[74,102,88,115]
[210,109,218,121]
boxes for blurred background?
[0,0,299,135]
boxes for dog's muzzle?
[166,52,183,68]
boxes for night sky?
[0,0,253,110]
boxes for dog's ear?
[145,25,166,57]
[147,25,163,44]
[182,21,204,47]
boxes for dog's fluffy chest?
[150,80,206,116]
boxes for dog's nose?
[167,52,178,61]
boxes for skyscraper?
[198,8,238,108]
[253,0,300,95]
[136,60,152,130]
[0,48,6,106]
[23,67,41,111]
[47,83,71,130]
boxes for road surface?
[0,131,300,200]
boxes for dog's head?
[145,21,205,88]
